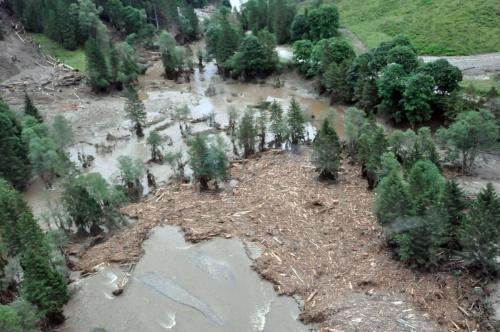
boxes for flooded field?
[62,226,308,332]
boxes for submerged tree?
[287,98,305,145]
[437,109,499,174]
[238,109,257,158]
[268,100,287,148]
[311,119,342,179]
[124,85,146,137]
[117,156,145,202]
[188,134,230,190]
[146,131,163,162]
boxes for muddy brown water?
[24,56,342,216]
[61,226,308,332]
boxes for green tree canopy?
[311,119,342,179]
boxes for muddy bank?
[74,150,486,331]
[62,225,307,332]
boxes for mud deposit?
[62,225,307,332]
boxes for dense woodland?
[0,0,499,330]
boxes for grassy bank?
[300,0,500,56]
[32,34,86,72]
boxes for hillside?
[308,0,500,55]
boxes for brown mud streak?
[75,150,480,331]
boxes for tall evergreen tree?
[269,100,287,147]
[460,183,500,273]
[407,160,445,215]
[238,109,257,157]
[311,119,341,179]
[24,94,43,122]
[287,98,305,145]
[123,85,146,137]
[85,37,110,91]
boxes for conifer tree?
[238,109,257,158]
[460,183,500,273]
[256,110,267,152]
[124,85,146,137]
[147,131,163,162]
[0,105,30,189]
[357,120,387,189]
[269,100,287,147]
[85,37,110,91]
[311,119,341,179]
[408,160,445,215]
[287,98,305,145]
[441,179,468,236]
[343,107,366,160]
[117,156,145,202]
[375,158,413,225]
[24,94,43,122]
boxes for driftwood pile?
[75,150,483,331]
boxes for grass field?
[460,78,500,94]
[32,34,87,72]
[300,0,500,56]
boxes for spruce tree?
[287,98,305,145]
[408,160,445,215]
[256,110,267,152]
[375,161,413,226]
[441,179,468,228]
[357,120,387,189]
[85,37,110,91]
[0,104,30,189]
[238,109,257,158]
[24,94,43,122]
[147,131,163,162]
[311,119,341,179]
[343,107,366,160]
[124,85,146,137]
[459,183,500,273]
[269,100,287,147]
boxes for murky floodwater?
[24,51,343,216]
[61,226,308,332]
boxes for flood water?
[61,226,308,332]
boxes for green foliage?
[0,305,23,332]
[62,173,125,232]
[22,117,70,187]
[205,12,241,73]
[188,134,230,189]
[268,100,288,147]
[227,33,277,79]
[387,46,418,73]
[290,14,309,41]
[287,98,305,145]
[147,131,163,162]
[117,156,144,201]
[309,38,355,78]
[343,107,367,159]
[437,110,499,174]
[418,59,462,96]
[311,119,342,179]
[459,183,500,273]
[85,37,110,91]
[32,34,86,72]
[159,31,188,80]
[376,64,407,122]
[307,4,339,41]
[124,86,146,137]
[375,158,413,226]
[49,115,74,151]
[357,120,387,188]
[441,179,468,229]
[0,103,30,189]
[407,160,445,215]
[402,74,436,127]
[23,94,43,122]
[292,39,314,75]
[238,109,257,157]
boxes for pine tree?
[357,120,387,189]
[311,119,341,179]
[408,160,445,215]
[0,104,30,189]
[375,164,413,226]
[343,107,366,160]
[85,37,110,91]
[459,183,500,273]
[256,110,267,152]
[441,179,468,229]
[124,85,146,137]
[269,100,287,147]
[287,98,305,145]
[24,94,43,122]
[238,109,257,158]
[117,156,145,202]
[147,131,163,162]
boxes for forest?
[0,0,499,331]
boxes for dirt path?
[339,28,368,55]
[75,150,483,331]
